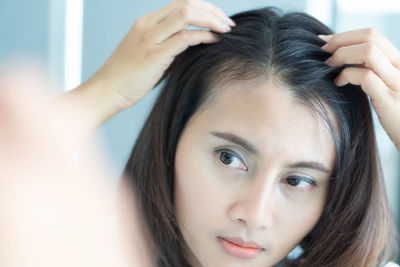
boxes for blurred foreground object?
[0,61,154,267]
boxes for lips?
[217,236,264,259]
[219,236,264,249]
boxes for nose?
[228,177,275,230]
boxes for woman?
[99,2,399,266]
[8,0,397,266]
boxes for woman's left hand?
[0,64,154,267]
[318,28,400,152]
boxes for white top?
[286,245,399,267]
[384,263,399,267]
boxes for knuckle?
[336,46,345,54]
[181,0,195,5]
[364,27,379,42]
[178,31,190,43]
[362,69,376,83]
[135,13,148,28]
[329,35,339,47]
[141,32,153,43]
[179,5,192,20]
[363,43,378,61]
[334,46,346,58]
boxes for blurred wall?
[0,0,49,61]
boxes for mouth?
[217,236,264,259]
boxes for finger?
[145,0,178,23]
[320,28,400,69]
[158,29,221,58]
[148,5,231,44]
[335,67,400,151]
[148,0,235,26]
[325,43,400,91]
[187,0,235,26]
[336,67,400,150]
[335,67,390,105]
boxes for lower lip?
[217,237,263,259]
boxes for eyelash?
[215,148,248,171]
[284,176,316,189]
[215,149,317,188]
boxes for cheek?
[273,190,326,249]
[174,137,226,233]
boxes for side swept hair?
[122,6,398,267]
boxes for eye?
[215,149,248,171]
[284,176,316,189]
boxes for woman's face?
[174,77,335,267]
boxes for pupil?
[220,152,233,165]
[288,177,300,186]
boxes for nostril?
[238,218,246,224]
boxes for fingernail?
[226,18,236,27]
[321,43,328,50]
[318,34,333,41]
[221,23,231,32]
[211,33,222,42]
[325,57,332,65]
[334,76,339,85]
[334,77,345,87]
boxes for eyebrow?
[287,162,330,174]
[209,131,331,174]
[209,131,259,155]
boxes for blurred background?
[1,0,399,262]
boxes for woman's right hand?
[93,0,235,110]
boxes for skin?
[174,76,335,267]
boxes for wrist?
[87,67,143,112]
[78,73,127,116]
[68,77,120,129]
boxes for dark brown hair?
[121,6,399,267]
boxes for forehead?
[189,77,335,164]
